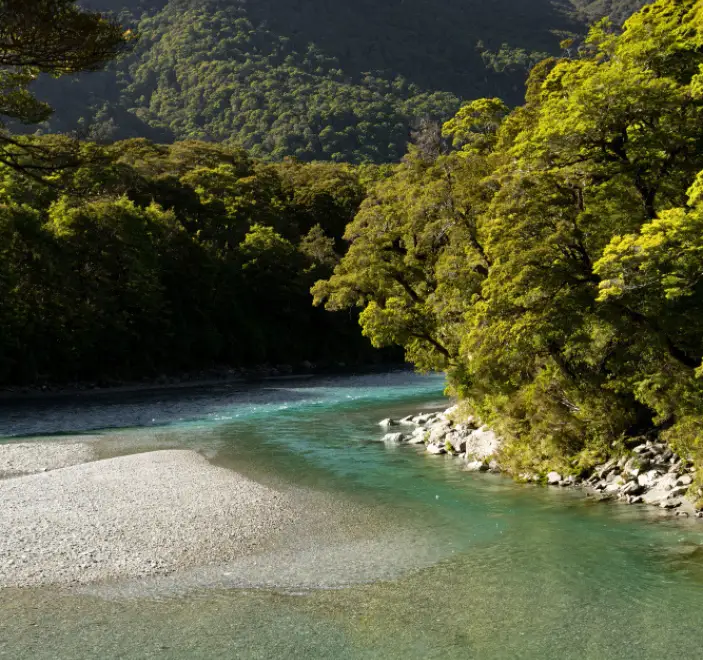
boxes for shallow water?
[2,371,703,659]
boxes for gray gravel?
[0,450,298,587]
[0,441,96,478]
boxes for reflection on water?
[2,371,703,659]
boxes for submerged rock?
[382,432,406,444]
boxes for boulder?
[621,480,644,496]
[406,429,428,445]
[488,459,501,473]
[381,432,406,444]
[445,431,467,454]
[638,470,662,488]
[426,444,446,455]
[547,471,562,485]
[466,460,489,472]
[428,423,452,445]
[605,476,626,493]
[399,415,417,426]
[464,427,501,462]
[378,418,398,430]
[642,474,680,505]
[677,474,693,487]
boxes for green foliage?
[0,137,386,384]
[24,0,644,163]
[0,0,128,173]
[316,0,703,473]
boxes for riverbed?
[1,371,703,659]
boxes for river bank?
[0,362,409,401]
[379,407,701,519]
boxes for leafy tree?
[0,0,127,174]
[315,0,703,473]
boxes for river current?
[1,371,703,659]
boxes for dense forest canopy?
[315,0,703,483]
[24,0,645,163]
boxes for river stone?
[466,460,489,472]
[621,480,644,496]
[677,474,693,487]
[399,415,416,425]
[547,472,562,485]
[382,432,406,444]
[379,418,398,430]
[660,497,683,509]
[445,431,467,454]
[638,470,662,488]
[464,427,501,462]
[426,444,446,455]
[428,424,451,445]
[605,476,626,493]
[642,474,680,505]
[406,429,428,445]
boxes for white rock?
[677,474,693,487]
[406,429,428,445]
[381,432,406,444]
[428,424,451,445]
[638,470,662,488]
[464,427,501,462]
[378,418,397,429]
[466,460,489,472]
[426,444,446,455]
[444,431,466,454]
[547,472,562,485]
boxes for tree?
[315,0,703,474]
[0,0,128,175]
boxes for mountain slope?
[28,0,646,162]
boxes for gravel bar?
[0,450,298,587]
[0,441,95,478]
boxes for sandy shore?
[0,441,96,478]
[0,450,298,588]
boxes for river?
[1,371,703,659]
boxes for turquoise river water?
[1,371,703,659]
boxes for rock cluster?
[579,441,697,513]
[379,408,700,518]
[379,407,501,468]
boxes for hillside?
[28,0,646,162]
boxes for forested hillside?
[27,0,644,163]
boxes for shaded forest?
[24,0,645,163]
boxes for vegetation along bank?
[4,0,703,509]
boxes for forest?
[5,0,703,481]
[24,0,645,163]
[315,0,703,476]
